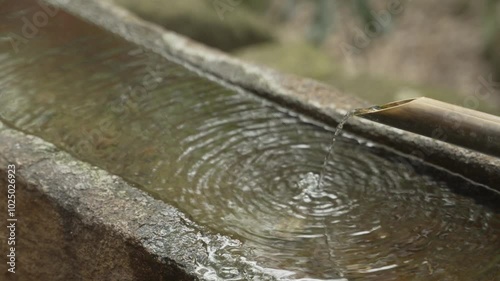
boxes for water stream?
[317,106,382,191]
[0,1,499,280]
[317,110,358,190]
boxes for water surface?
[0,1,499,280]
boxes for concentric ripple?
[173,101,499,280]
[0,2,499,280]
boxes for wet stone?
[0,0,498,280]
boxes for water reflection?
[0,1,499,280]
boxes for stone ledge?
[0,123,275,280]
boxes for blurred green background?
[113,0,500,115]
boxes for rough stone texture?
[0,122,271,280]
[0,1,498,280]
[45,0,500,190]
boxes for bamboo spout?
[356,97,500,157]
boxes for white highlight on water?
[294,172,321,202]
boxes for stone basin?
[0,0,499,280]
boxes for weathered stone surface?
[0,124,272,280]
[1,1,498,280]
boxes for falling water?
[316,105,382,189]
[316,111,355,189]
[1,2,499,280]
